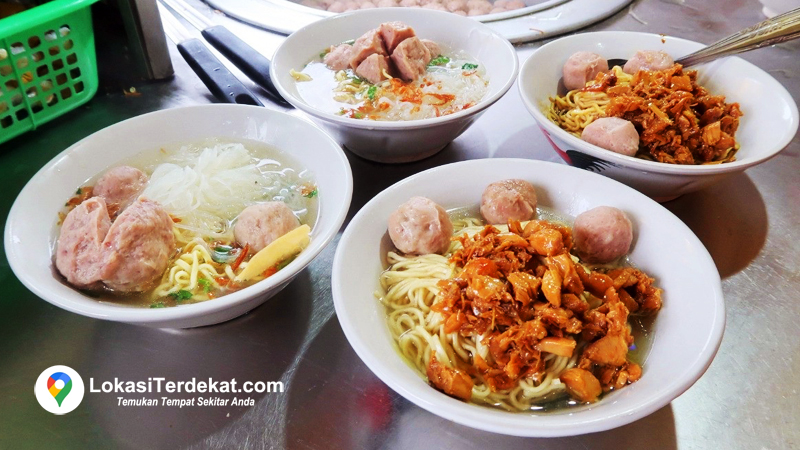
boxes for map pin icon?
[47,372,73,407]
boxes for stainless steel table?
[2,1,798,448]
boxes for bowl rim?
[270,7,520,131]
[331,158,726,436]
[259,0,569,24]
[4,104,353,324]
[519,30,800,176]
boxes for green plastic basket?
[0,0,100,145]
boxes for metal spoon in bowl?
[607,7,800,68]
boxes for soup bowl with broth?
[271,8,518,163]
[5,105,353,328]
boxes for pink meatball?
[622,50,674,74]
[480,179,537,225]
[581,117,640,157]
[573,206,633,264]
[388,197,453,255]
[328,1,347,11]
[562,51,608,91]
[234,202,300,253]
[445,0,466,11]
[56,197,112,287]
[93,165,148,214]
[100,198,175,292]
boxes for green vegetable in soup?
[367,85,377,101]
[168,289,193,303]
[198,278,212,293]
[429,55,450,67]
[462,63,478,70]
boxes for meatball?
[573,206,633,264]
[234,202,300,253]
[480,179,537,225]
[388,196,453,255]
[445,0,466,12]
[622,50,674,74]
[562,51,609,91]
[93,165,148,215]
[100,198,175,292]
[581,117,640,157]
[55,197,112,287]
[328,1,347,12]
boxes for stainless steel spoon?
[607,7,800,68]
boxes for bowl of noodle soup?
[270,8,519,163]
[331,158,724,436]
[518,31,798,201]
[5,104,352,328]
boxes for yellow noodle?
[152,236,232,302]
[546,66,633,137]
[377,219,576,412]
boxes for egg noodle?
[151,214,263,303]
[152,237,233,301]
[376,218,579,411]
[546,65,633,137]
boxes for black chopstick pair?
[158,0,291,108]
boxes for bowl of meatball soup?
[331,158,725,436]
[518,31,798,201]
[271,8,518,163]
[5,105,352,328]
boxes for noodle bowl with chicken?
[546,50,743,165]
[377,181,663,411]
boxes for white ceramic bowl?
[518,31,799,201]
[5,105,353,329]
[331,158,725,437]
[271,8,518,163]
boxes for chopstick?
[158,2,264,106]
[159,0,292,108]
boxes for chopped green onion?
[367,85,377,101]
[304,189,318,198]
[350,76,364,85]
[198,278,212,293]
[150,302,165,309]
[428,55,450,67]
[214,245,232,254]
[168,290,193,303]
[353,112,364,119]
[462,63,478,70]
[75,188,82,195]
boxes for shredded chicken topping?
[428,220,663,403]
[602,63,742,164]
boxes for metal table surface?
[1,0,799,448]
